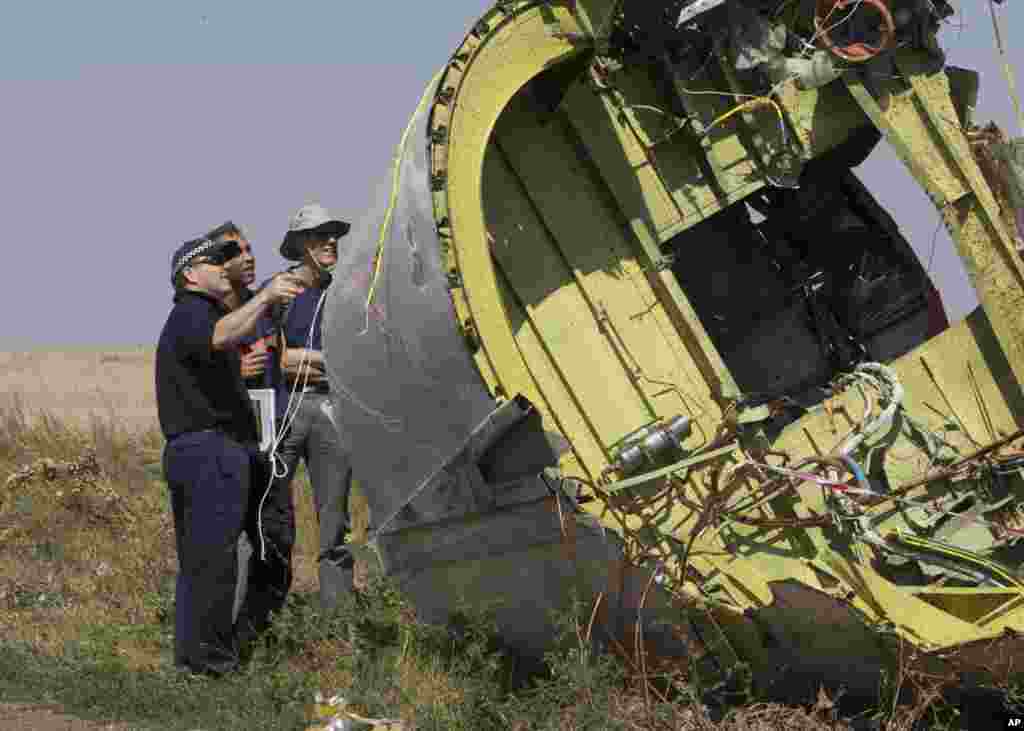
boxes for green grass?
[2,397,1016,730]
[0,638,315,731]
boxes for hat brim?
[280,220,351,261]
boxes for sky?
[0,1,1021,348]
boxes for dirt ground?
[0,703,140,730]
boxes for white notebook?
[247,388,276,452]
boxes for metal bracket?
[652,252,676,272]
[461,318,481,353]
[472,19,491,38]
[436,87,455,106]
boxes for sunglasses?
[190,246,240,269]
[202,243,242,265]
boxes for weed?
[3,399,1024,730]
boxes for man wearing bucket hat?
[156,235,304,676]
[266,202,356,609]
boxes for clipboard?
[248,388,276,452]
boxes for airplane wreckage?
[321,0,1024,701]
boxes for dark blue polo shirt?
[282,285,325,352]
[155,290,259,445]
[270,276,328,422]
[244,271,329,423]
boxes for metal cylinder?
[615,415,692,475]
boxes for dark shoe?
[175,660,238,678]
[234,617,258,664]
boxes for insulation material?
[972,125,1024,252]
[991,136,1024,245]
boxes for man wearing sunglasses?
[156,235,303,676]
[204,220,303,658]
[206,221,274,386]
[267,203,355,610]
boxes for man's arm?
[282,348,327,383]
[213,275,302,351]
[283,348,325,370]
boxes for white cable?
[256,282,329,562]
[837,363,903,457]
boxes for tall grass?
[0,397,1011,730]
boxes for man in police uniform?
[156,235,302,676]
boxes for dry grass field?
[0,348,999,730]
[0,347,160,434]
[0,346,325,593]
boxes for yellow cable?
[707,96,784,133]
[889,529,1022,588]
[363,69,445,333]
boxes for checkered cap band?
[171,238,218,280]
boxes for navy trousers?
[163,430,295,674]
[235,447,295,645]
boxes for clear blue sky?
[0,1,1020,347]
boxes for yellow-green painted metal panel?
[438,4,584,410]
[774,78,871,160]
[483,141,653,448]
[844,68,968,208]
[611,63,762,224]
[661,55,761,200]
[561,75,740,401]
[489,202,609,480]
[493,90,718,436]
[562,73,685,244]
[416,0,1024,677]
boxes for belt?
[167,428,218,442]
[168,428,256,451]
[287,381,330,395]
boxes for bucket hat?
[280,203,350,261]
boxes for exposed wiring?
[619,103,692,147]
[814,0,895,63]
[597,354,1024,602]
[833,363,904,457]
[885,529,1023,587]
[701,95,788,146]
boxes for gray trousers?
[274,392,354,607]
